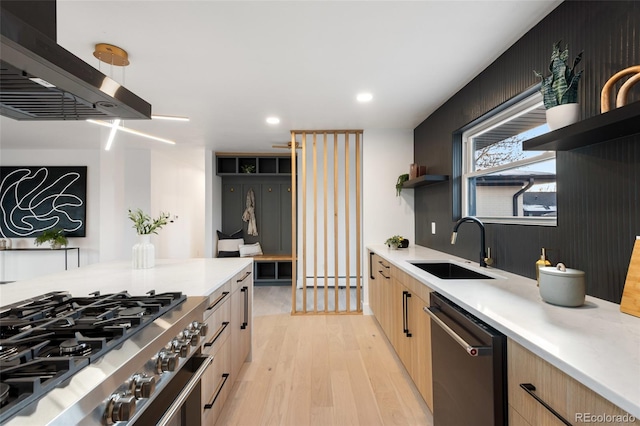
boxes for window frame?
[459,90,557,226]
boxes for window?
[461,91,556,225]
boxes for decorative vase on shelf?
[132,234,155,269]
[545,103,580,130]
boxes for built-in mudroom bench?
[216,153,294,286]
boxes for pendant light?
[88,43,188,150]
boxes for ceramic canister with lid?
[539,263,586,307]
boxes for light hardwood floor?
[216,285,434,426]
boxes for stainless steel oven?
[0,291,210,425]
[424,292,507,426]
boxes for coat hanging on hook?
[242,188,258,236]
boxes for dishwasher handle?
[424,306,492,357]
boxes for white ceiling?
[0,0,562,153]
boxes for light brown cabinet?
[508,339,639,426]
[368,251,433,411]
[231,265,253,382]
[199,263,253,425]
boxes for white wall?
[1,146,207,282]
[0,149,101,281]
[362,128,415,313]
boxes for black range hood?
[0,2,151,121]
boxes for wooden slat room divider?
[290,130,363,314]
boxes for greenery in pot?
[534,41,583,109]
[128,209,171,235]
[241,164,256,174]
[396,174,409,196]
[34,228,68,248]
[385,235,404,248]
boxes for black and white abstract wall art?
[0,166,87,238]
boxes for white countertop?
[368,244,640,418]
[0,257,253,305]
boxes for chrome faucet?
[451,216,493,267]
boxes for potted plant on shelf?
[385,235,405,250]
[396,174,410,196]
[128,209,171,269]
[34,228,69,249]
[534,41,583,130]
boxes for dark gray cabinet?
[219,176,292,256]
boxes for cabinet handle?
[204,373,230,410]
[204,321,229,347]
[207,291,229,310]
[423,306,492,356]
[237,271,252,282]
[403,291,412,337]
[519,383,573,426]
[241,286,249,329]
[378,260,390,269]
[369,252,375,279]
[378,270,390,280]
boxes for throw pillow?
[216,229,244,257]
[239,242,263,257]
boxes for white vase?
[545,103,580,130]
[132,234,155,269]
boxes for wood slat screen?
[290,130,363,314]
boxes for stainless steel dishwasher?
[424,292,507,426]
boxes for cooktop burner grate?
[0,290,186,424]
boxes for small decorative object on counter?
[128,208,171,269]
[535,247,551,286]
[418,165,427,176]
[34,228,69,249]
[385,235,404,250]
[396,174,409,196]
[534,41,583,130]
[409,163,418,179]
[539,263,585,307]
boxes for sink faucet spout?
[451,216,489,267]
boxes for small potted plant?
[385,235,404,250]
[534,41,583,130]
[34,228,69,249]
[396,174,409,196]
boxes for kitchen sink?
[409,262,494,280]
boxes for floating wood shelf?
[401,174,449,188]
[523,101,640,151]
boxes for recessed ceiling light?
[266,117,280,125]
[357,93,373,102]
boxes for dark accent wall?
[414,1,639,303]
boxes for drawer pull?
[377,260,390,269]
[378,271,390,280]
[204,322,229,347]
[204,373,230,410]
[519,383,572,426]
[237,271,252,283]
[207,291,229,310]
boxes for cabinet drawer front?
[205,281,231,315]
[508,340,638,426]
[201,340,232,425]
[203,300,231,356]
[232,265,253,294]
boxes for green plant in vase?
[34,228,69,249]
[128,209,171,235]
